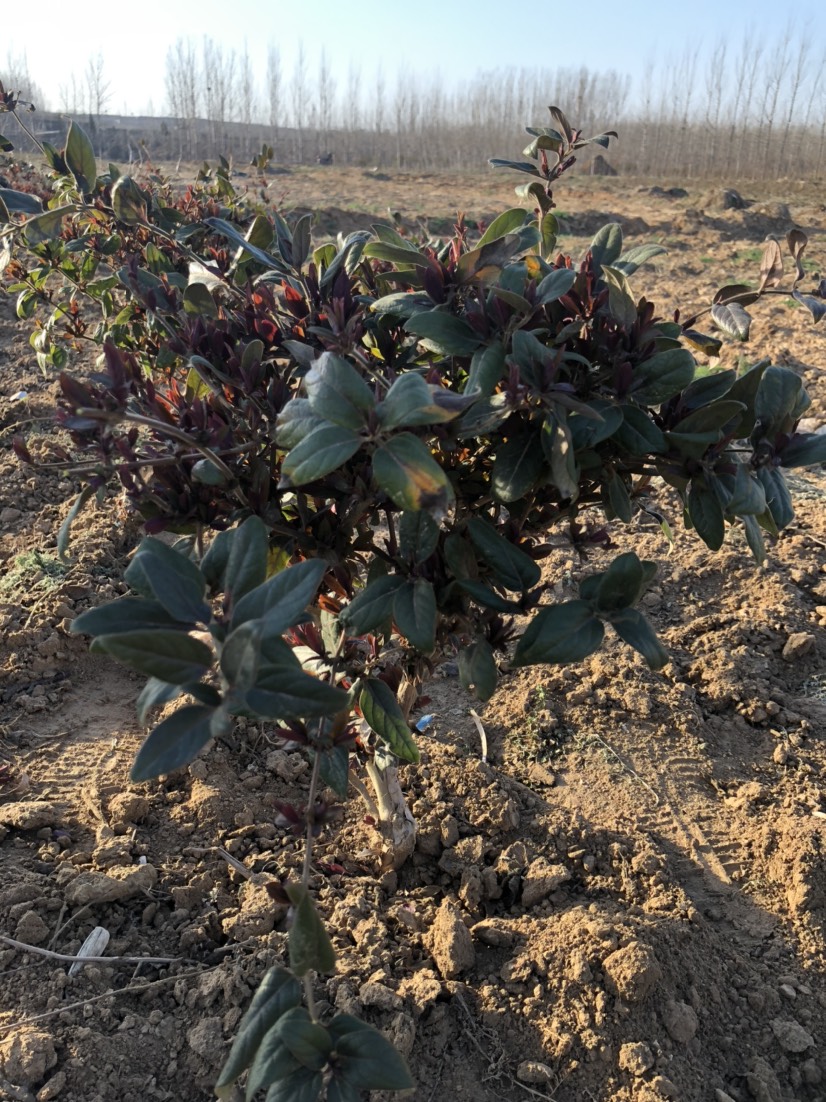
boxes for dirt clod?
[770,1017,815,1053]
[0,1028,57,1087]
[602,942,662,1004]
[427,901,475,978]
[63,863,157,906]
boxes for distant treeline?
[2,30,824,180]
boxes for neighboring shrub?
[2,94,825,1099]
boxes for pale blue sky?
[4,0,823,117]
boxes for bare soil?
[0,171,824,1102]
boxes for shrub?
[2,95,825,1099]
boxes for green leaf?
[589,223,623,272]
[125,538,209,623]
[204,216,288,272]
[724,463,767,516]
[328,1014,414,1091]
[593,552,646,612]
[339,575,404,635]
[305,352,375,429]
[711,302,751,341]
[326,1079,362,1102]
[510,328,552,389]
[399,510,440,561]
[456,393,511,437]
[363,240,436,269]
[538,211,558,260]
[54,485,93,561]
[542,411,579,500]
[443,533,478,580]
[217,521,264,611]
[612,405,667,454]
[792,289,826,323]
[215,968,302,1099]
[370,291,432,319]
[488,157,542,176]
[466,518,540,591]
[630,348,696,407]
[285,885,336,977]
[688,480,725,550]
[754,365,805,438]
[477,208,529,246]
[492,431,544,502]
[609,608,669,669]
[244,1036,301,1101]
[319,230,372,291]
[756,467,794,529]
[183,282,217,317]
[0,188,43,214]
[291,213,312,271]
[200,528,235,592]
[136,678,183,725]
[568,400,624,449]
[465,342,506,397]
[536,266,576,305]
[458,579,520,613]
[393,578,437,652]
[111,175,147,225]
[72,596,190,637]
[135,677,219,725]
[246,638,348,719]
[373,433,453,516]
[272,1007,331,1071]
[741,514,767,564]
[614,243,667,276]
[22,206,76,246]
[378,372,469,429]
[359,678,419,762]
[0,135,13,154]
[130,704,217,781]
[513,600,605,666]
[65,121,97,193]
[263,1068,323,1102]
[318,745,349,798]
[281,424,362,486]
[233,559,327,632]
[601,265,638,328]
[458,638,497,702]
[275,399,326,450]
[221,621,263,692]
[671,399,746,435]
[605,470,633,523]
[91,628,212,684]
[404,311,483,356]
[779,432,826,467]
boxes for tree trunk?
[360,675,419,870]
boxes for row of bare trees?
[3,30,826,179]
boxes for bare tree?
[315,48,336,157]
[290,40,309,162]
[58,74,84,114]
[342,61,361,161]
[267,44,283,142]
[85,52,112,119]
[2,50,44,107]
[372,66,385,164]
[776,32,810,173]
[165,37,201,159]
